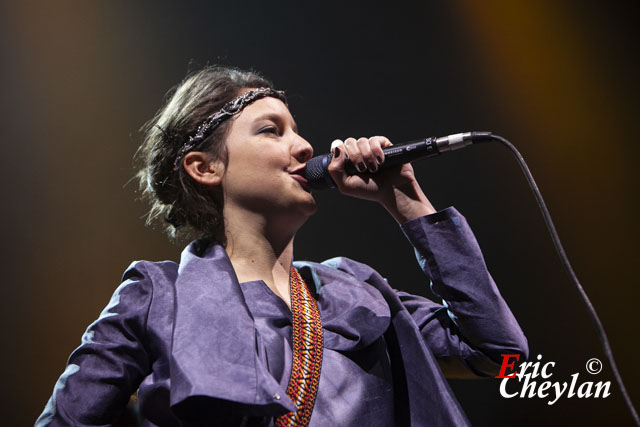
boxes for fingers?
[344,138,370,172]
[328,136,393,189]
[330,139,346,164]
[342,136,388,173]
[328,139,347,187]
[371,135,392,163]
[327,135,402,197]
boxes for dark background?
[1,1,638,425]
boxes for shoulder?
[107,259,179,317]
[121,259,179,285]
[294,257,394,307]
[295,256,385,286]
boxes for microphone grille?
[304,154,335,190]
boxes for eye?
[259,126,279,135]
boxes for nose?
[292,134,314,163]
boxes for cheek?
[222,140,290,187]
[227,141,288,166]
[222,156,285,193]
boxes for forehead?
[234,96,294,123]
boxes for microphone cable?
[469,132,639,426]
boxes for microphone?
[304,131,493,190]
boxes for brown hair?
[136,65,274,244]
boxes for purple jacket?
[37,207,528,426]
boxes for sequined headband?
[172,87,287,170]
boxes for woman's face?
[220,95,317,220]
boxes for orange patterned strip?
[275,266,323,427]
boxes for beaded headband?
[172,87,287,170]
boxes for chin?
[276,184,317,217]
[273,197,317,232]
[298,194,318,216]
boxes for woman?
[37,66,528,426]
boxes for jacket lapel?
[169,242,295,417]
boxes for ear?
[182,151,225,187]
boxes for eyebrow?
[254,113,299,134]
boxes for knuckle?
[330,139,344,149]
[357,139,372,153]
[330,140,344,156]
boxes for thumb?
[328,139,348,186]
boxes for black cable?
[474,134,639,426]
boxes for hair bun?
[165,206,186,228]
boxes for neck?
[223,206,303,298]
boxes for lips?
[289,165,311,191]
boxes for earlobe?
[183,152,224,187]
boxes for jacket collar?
[170,241,295,417]
[168,241,391,418]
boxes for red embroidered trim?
[275,266,323,427]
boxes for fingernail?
[357,162,366,173]
[377,156,383,164]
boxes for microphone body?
[304,132,491,190]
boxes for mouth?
[289,165,311,192]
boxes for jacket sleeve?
[397,207,529,377]
[36,262,153,426]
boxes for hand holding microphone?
[319,136,418,203]
[307,135,439,222]
[304,132,492,190]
